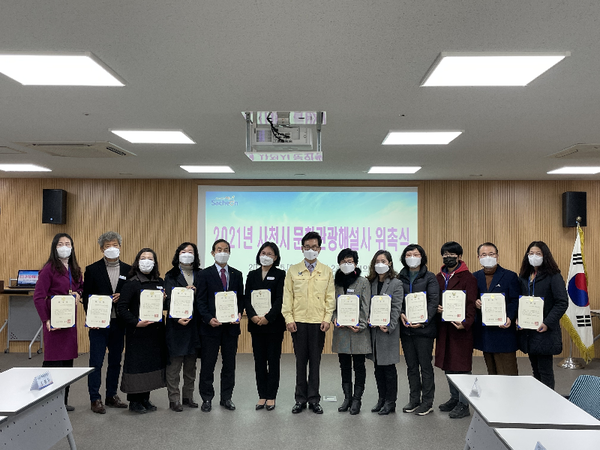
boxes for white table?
[447,375,600,450]
[0,367,92,450]
[494,427,600,450]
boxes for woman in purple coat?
[33,233,84,411]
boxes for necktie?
[308,264,314,274]
[220,268,227,290]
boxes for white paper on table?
[369,295,391,327]
[336,294,360,326]
[405,292,428,324]
[139,289,164,322]
[518,295,544,330]
[481,293,507,326]
[169,287,194,319]
[251,289,271,317]
[85,295,112,328]
[50,295,76,329]
[442,290,466,322]
[215,291,239,323]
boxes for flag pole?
[558,217,586,370]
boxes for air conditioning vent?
[549,144,600,159]
[15,141,136,158]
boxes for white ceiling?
[1,0,600,180]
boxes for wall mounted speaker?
[562,191,586,227]
[42,189,67,224]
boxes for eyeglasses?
[341,258,355,264]
[302,245,320,251]
[442,252,458,257]
[260,252,275,257]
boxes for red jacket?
[434,261,478,372]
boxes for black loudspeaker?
[42,189,67,224]
[562,191,586,227]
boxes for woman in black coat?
[244,241,286,411]
[517,241,568,390]
[117,248,167,413]
[163,242,202,412]
[397,244,439,416]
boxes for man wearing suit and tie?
[82,231,131,414]
[195,239,244,412]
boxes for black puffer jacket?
[397,265,439,338]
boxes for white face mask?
[104,247,120,259]
[339,263,355,274]
[57,246,72,259]
[528,254,543,267]
[374,263,390,274]
[139,259,155,274]
[479,256,497,269]
[179,252,194,265]
[303,249,319,261]
[259,255,274,267]
[214,252,230,265]
[405,256,421,269]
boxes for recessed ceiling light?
[180,165,235,173]
[0,52,125,86]
[110,130,195,144]
[368,166,421,174]
[421,52,569,86]
[382,131,462,145]
[547,167,600,175]
[0,164,51,172]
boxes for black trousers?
[338,354,366,386]
[88,318,126,402]
[199,331,239,401]
[251,331,284,400]
[373,363,397,402]
[445,370,471,404]
[127,392,150,402]
[529,354,555,389]
[42,359,74,404]
[291,322,325,404]
[401,334,435,405]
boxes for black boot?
[378,400,396,415]
[371,398,385,412]
[338,382,352,412]
[349,384,364,415]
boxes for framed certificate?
[85,295,112,328]
[169,287,194,319]
[481,293,507,326]
[50,295,76,329]
[139,289,164,322]
[405,292,428,324]
[442,290,466,322]
[336,294,360,326]
[215,291,239,323]
[369,295,391,327]
[251,289,271,317]
[518,295,544,330]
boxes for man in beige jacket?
[282,231,335,414]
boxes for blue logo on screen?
[211,196,238,206]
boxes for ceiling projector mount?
[242,111,326,162]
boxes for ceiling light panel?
[368,166,421,174]
[382,131,462,145]
[0,52,125,86]
[547,167,600,174]
[421,52,569,87]
[111,130,195,144]
[0,164,51,172]
[180,165,234,173]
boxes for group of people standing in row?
[33,230,568,420]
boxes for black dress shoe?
[182,398,198,408]
[266,401,276,411]
[141,399,157,412]
[291,402,307,414]
[309,403,323,414]
[65,405,75,412]
[201,400,212,412]
[129,401,147,414]
[378,401,396,415]
[220,399,236,410]
[371,398,385,412]
[170,401,183,412]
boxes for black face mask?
[443,256,458,268]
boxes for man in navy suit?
[473,242,520,376]
[82,231,131,414]
[195,239,245,412]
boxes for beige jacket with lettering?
[282,260,335,324]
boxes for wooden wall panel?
[1,179,599,360]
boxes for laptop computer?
[9,270,40,289]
